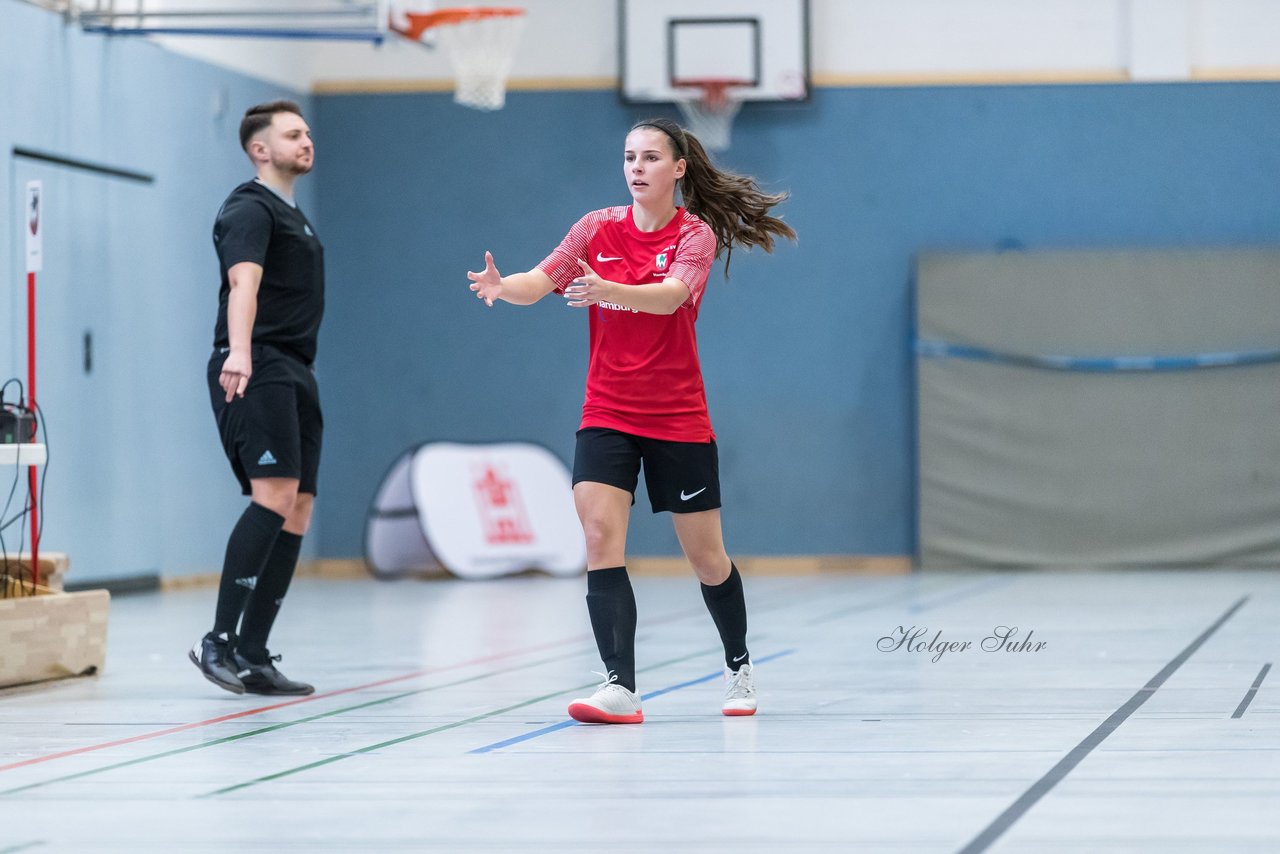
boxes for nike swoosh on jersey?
[596,252,624,263]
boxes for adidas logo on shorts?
[258,450,277,466]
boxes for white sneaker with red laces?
[723,663,757,716]
[568,672,644,724]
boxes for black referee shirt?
[212,180,325,365]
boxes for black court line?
[956,595,1249,854]
[1232,662,1271,719]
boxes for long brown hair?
[631,117,796,272]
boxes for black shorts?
[572,427,721,514]
[208,344,323,496]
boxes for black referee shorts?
[208,344,323,496]
[572,427,721,514]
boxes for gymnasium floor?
[0,568,1276,852]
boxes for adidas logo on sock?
[258,450,277,466]
[234,576,258,590]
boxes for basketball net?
[391,7,526,111]
[674,80,746,152]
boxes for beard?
[273,151,313,176]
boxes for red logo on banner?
[472,462,534,544]
[29,190,39,236]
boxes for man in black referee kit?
[191,100,323,695]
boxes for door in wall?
[9,159,161,584]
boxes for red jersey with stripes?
[538,206,717,442]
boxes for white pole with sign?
[26,181,43,274]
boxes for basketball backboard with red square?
[618,0,810,104]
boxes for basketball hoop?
[673,79,749,152]
[391,7,526,111]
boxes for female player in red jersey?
[468,117,796,723]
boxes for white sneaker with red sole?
[723,662,757,716]
[568,673,644,724]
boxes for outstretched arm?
[467,251,558,307]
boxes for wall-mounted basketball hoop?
[620,1,809,151]
[672,78,751,152]
[390,6,527,111]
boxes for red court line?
[0,634,595,775]
[0,576,838,776]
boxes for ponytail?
[631,117,797,273]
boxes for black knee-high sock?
[237,530,303,663]
[701,563,750,671]
[212,503,285,636]
[585,566,637,692]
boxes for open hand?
[467,251,502,307]
[564,258,607,308]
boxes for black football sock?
[237,530,303,664]
[585,566,638,693]
[212,503,285,636]
[701,563,750,671]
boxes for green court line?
[0,843,46,854]
[0,646,594,798]
[4,577,871,800]
[201,645,720,798]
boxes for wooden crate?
[2,552,70,592]
[0,576,110,688]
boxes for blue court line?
[809,578,957,624]
[201,646,723,797]
[908,575,1015,613]
[809,575,1015,626]
[468,648,797,754]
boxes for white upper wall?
[821,0,1125,81]
[1194,0,1280,74]
[53,0,1280,92]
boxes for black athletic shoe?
[189,632,245,694]
[233,651,315,696]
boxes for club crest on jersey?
[655,252,669,270]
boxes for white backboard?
[619,0,810,103]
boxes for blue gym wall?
[6,0,1280,574]
[310,82,1280,560]
[2,2,314,580]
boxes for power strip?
[0,404,37,444]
